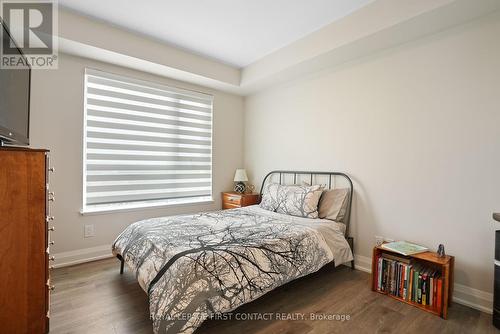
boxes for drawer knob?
[49,256,55,261]
[48,226,55,231]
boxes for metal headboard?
[259,170,354,237]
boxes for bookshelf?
[371,245,454,319]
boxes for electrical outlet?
[375,236,384,246]
[84,224,95,238]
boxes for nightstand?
[221,192,260,210]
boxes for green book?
[381,241,428,256]
[413,266,419,302]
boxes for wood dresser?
[0,147,54,333]
[221,192,260,210]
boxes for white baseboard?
[52,247,494,315]
[454,283,493,314]
[52,244,113,268]
[353,253,493,314]
[353,254,372,273]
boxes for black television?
[0,19,31,146]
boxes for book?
[377,257,383,290]
[436,277,443,312]
[429,276,434,306]
[397,263,401,297]
[402,264,408,300]
[432,275,438,306]
[381,241,428,256]
[422,270,427,305]
[414,266,420,302]
[400,264,405,298]
[405,264,410,300]
[417,271,423,304]
[382,253,411,264]
[382,260,388,292]
[391,261,395,294]
[408,267,413,301]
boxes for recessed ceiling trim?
[56,0,500,96]
[58,0,374,67]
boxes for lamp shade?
[233,169,248,182]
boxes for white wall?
[244,12,500,300]
[30,53,244,265]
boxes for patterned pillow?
[275,184,324,218]
[259,182,281,211]
[260,183,323,218]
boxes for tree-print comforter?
[112,205,353,334]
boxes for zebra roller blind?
[83,69,213,211]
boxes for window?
[82,69,213,213]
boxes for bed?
[112,171,354,334]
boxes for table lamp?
[233,169,248,193]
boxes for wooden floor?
[51,258,497,334]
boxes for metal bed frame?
[260,170,355,269]
[117,170,355,274]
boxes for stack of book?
[375,253,443,312]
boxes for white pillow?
[318,188,350,222]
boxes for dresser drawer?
[241,194,260,206]
[223,193,242,206]
[221,192,260,210]
[222,202,241,210]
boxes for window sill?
[80,196,214,216]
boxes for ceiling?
[58,0,372,68]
